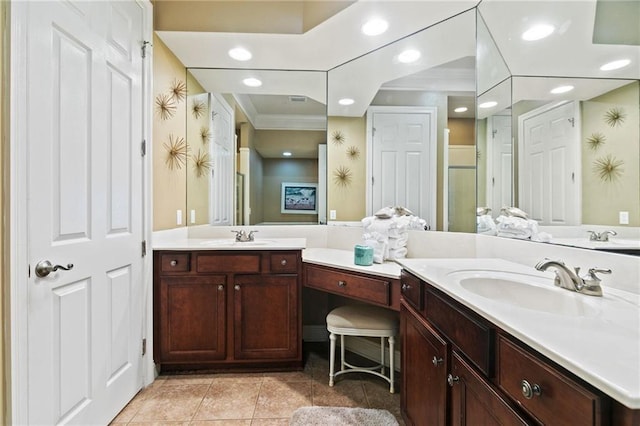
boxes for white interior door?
[368,107,437,228]
[487,114,512,214]
[16,1,148,424]
[518,101,580,225]
[209,93,235,225]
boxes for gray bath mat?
[290,406,399,425]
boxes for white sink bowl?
[446,270,600,316]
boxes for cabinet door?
[158,276,227,362]
[233,274,299,360]
[450,351,531,426]
[401,303,448,426]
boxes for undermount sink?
[199,239,275,247]
[446,270,600,316]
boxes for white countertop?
[550,237,640,251]
[397,258,640,409]
[153,237,307,251]
[303,248,402,279]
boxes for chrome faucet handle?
[598,230,617,242]
[231,230,246,241]
[586,230,599,241]
[578,268,611,297]
[247,230,258,240]
[586,267,612,281]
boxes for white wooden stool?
[326,305,399,393]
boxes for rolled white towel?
[362,233,387,264]
[387,247,408,260]
[388,234,408,249]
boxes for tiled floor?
[111,344,403,425]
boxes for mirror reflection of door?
[487,114,512,214]
[209,93,235,226]
[518,101,580,225]
[367,107,437,229]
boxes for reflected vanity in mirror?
[185,69,327,226]
[476,1,640,255]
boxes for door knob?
[35,260,74,278]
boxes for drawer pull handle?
[338,280,346,287]
[234,284,241,291]
[401,283,411,291]
[281,259,287,266]
[432,356,443,366]
[521,380,542,399]
[170,260,178,266]
[218,285,224,291]
[447,374,459,386]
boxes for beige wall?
[582,81,640,226]
[327,116,367,221]
[448,117,475,145]
[185,74,209,226]
[152,34,187,230]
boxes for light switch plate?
[619,211,629,225]
[330,210,337,220]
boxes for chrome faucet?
[534,258,610,297]
[587,230,617,242]
[231,230,257,242]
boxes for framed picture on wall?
[281,182,318,214]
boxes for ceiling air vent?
[289,95,307,103]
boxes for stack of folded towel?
[495,212,551,242]
[361,207,427,263]
[477,214,497,235]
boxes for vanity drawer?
[196,253,261,273]
[400,270,423,312]
[269,252,299,274]
[305,264,390,306]
[497,335,605,426]
[425,286,494,376]
[160,253,191,274]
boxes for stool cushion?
[327,305,398,335]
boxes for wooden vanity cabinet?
[400,270,618,426]
[304,263,401,310]
[153,250,302,371]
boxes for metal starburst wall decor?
[586,132,606,150]
[332,130,345,145]
[604,107,626,127]
[169,79,187,103]
[593,154,624,182]
[192,100,206,119]
[200,126,212,144]
[346,146,360,160]
[163,134,188,170]
[333,165,353,187]
[191,149,212,178]
[155,93,177,121]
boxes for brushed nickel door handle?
[35,260,74,278]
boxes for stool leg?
[340,334,345,371]
[329,332,336,387]
[380,337,385,376]
[389,335,395,393]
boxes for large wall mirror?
[477,1,640,254]
[185,68,327,226]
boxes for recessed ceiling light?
[454,107,468,113]
[550,85,574,94]
[522,24,555,41]
[228,47,252,61]
[398,49,421,64]
[283,151,292,157]
[361,18,388,36]
[479,101,497,109]
[243,77,262,87]
[338,98,354,106]
[600,59,631,71]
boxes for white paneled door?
[209,93,235,226]
[18,1,148,424]
[519,101,580,225]
[369,108,437,229]
[487,114,513,215]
